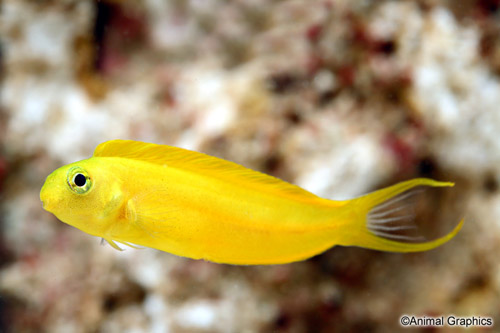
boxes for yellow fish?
[40,140,463,265]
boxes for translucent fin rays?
[101,238,143,251]
[367,189,426,242]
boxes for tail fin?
[345,178,464,252]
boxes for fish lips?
[40,172,59,213]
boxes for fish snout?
[40,173,58,212]
[41,197,51,211]
[40,183,52,212]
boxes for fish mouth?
[40,179,53,212]
[40,190,50,211]
[41,199,49,211]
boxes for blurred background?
[1,0,500,332]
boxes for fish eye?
[67,167,92,194]
[74,173,86,187]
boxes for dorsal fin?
[94,140,319,200]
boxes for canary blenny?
[40,140,463,264]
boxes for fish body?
[40,140,463,265]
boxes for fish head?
[40,158,123,237]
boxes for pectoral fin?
[125,191,180,240]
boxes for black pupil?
[74,174,86,187]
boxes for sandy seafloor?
[1,0,500,332]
